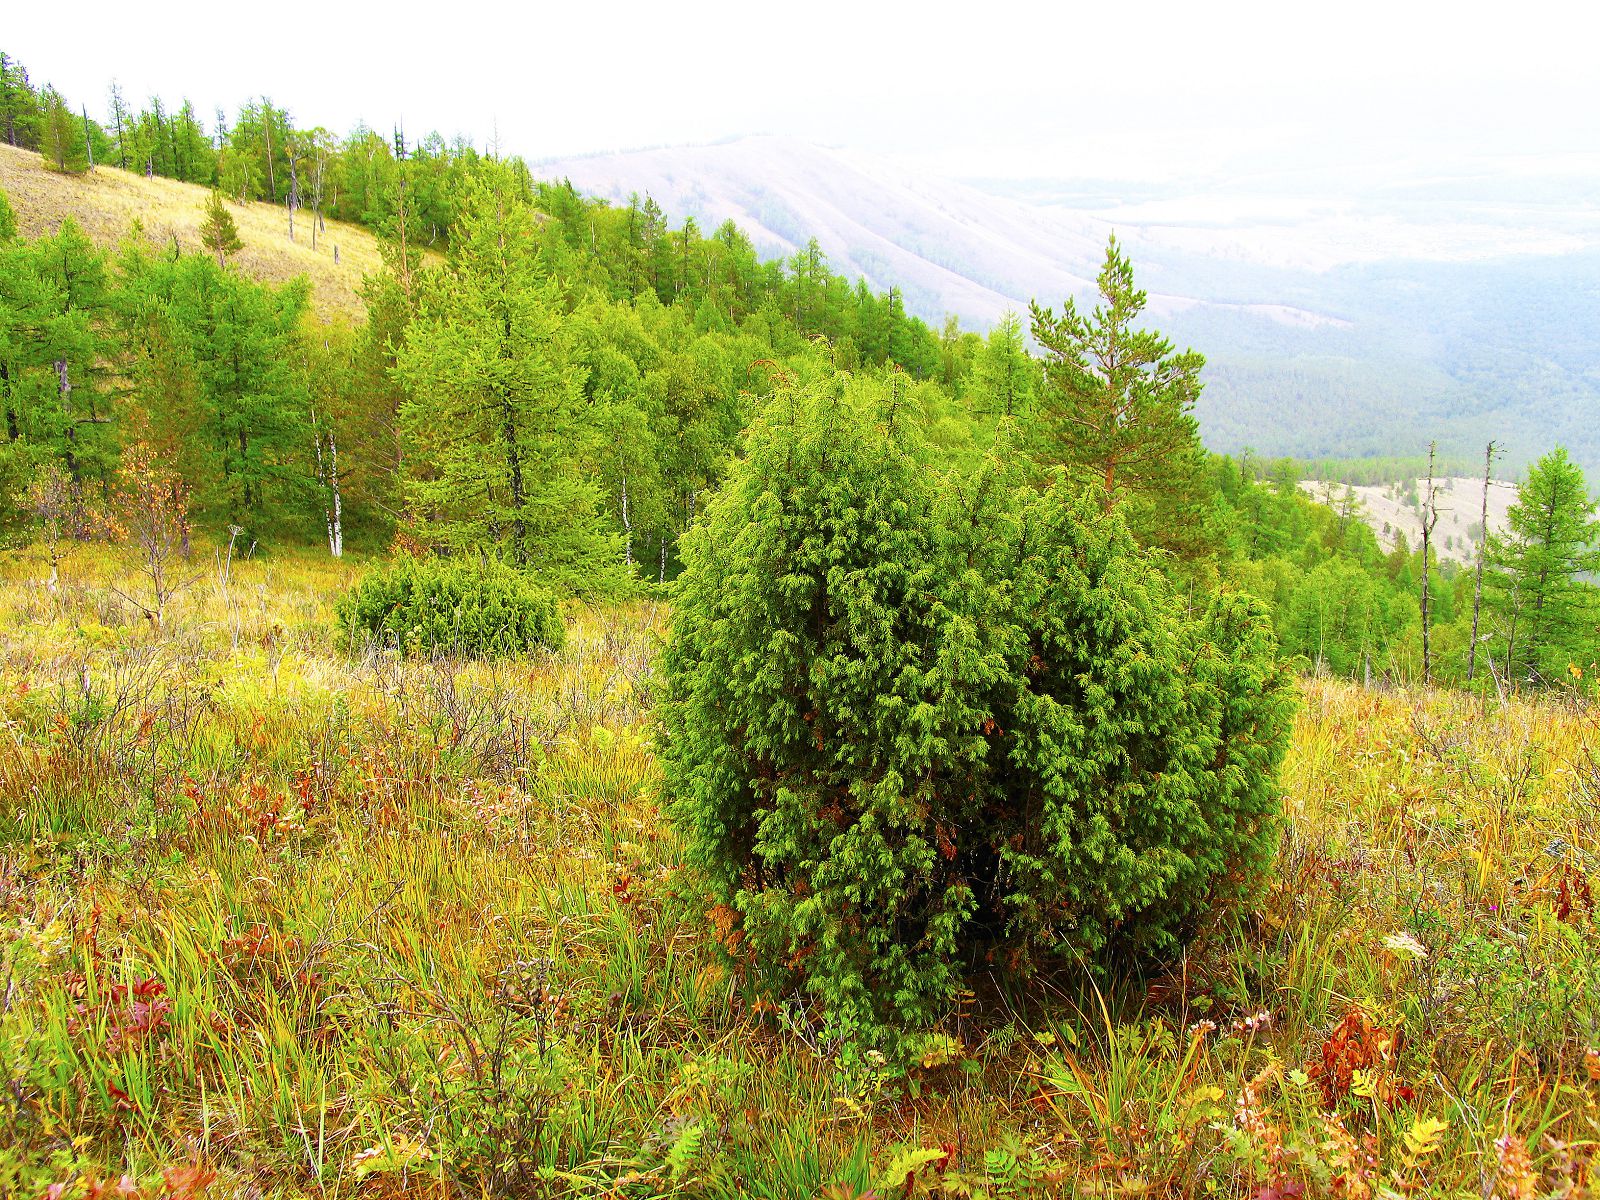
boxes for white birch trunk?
[328,430,342,558]
[312,412,344,558]
[620,475,632,566]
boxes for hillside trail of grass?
[0,543,1595,1198]
[0,142,383,320]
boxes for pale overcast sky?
[8,0,1600,182]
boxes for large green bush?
[338,555,565,658]
[660,375,1295,1045]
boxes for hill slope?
[1302,477,1517,565]
[540,136,1346,333]
[0,142,382,318]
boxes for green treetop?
[971,310,1036,421]
[199,189,243,267]
[393,164,619,593]
[1484,447,1600,686]
[1029,236,1213,561]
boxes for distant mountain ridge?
[539,136,1345,332]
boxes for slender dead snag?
[261,99,276,200]
[1420,442,1438,687]
[110,447,200,627]
[311,143,325,252]
[1467,441,1497,684]
[287,136,299,242]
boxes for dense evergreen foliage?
[337,554,565,657]
[1483,449,1600,686]
[1029,238,1211,561]
[660,375,1295,1043]
[394,167,618,592]
[0,45,1594,687]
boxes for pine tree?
[393,165,619,592]
[1484,447,1600,686]
[1029,236,1213,561]
[199,189,243,267]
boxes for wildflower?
[1381,931,1428,959]
[1231,1009,1273,1035]
[1494,1134,1537,1200]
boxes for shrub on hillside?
[659,375,1295,1046]
[338,555,565,658]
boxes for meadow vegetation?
[0,545,1596,1198]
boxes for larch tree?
[1484,447,1600,686]
[107,80,131,168]
[119,249,311,530]
[393,165,619,593]
[1467,441,1497,683]
[0,53,42,150]
[199,189,243,267]
[971,311,1035,420]
[39,85,88,174]
[0,221,117,492]
[1420,443,1438,685]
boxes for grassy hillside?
[0,544,1595,1197]
[0,142,384,319]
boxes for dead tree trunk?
[1467,441,1496,684]
[57,359,80,482]
[311,149,325,251]
[1420,442,1438,686]
[261,100,276,200]
[287,143,299,242]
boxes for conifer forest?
[0,40,1597,1200]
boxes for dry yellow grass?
[0,545,1596,1197]
[0,141,385,319]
